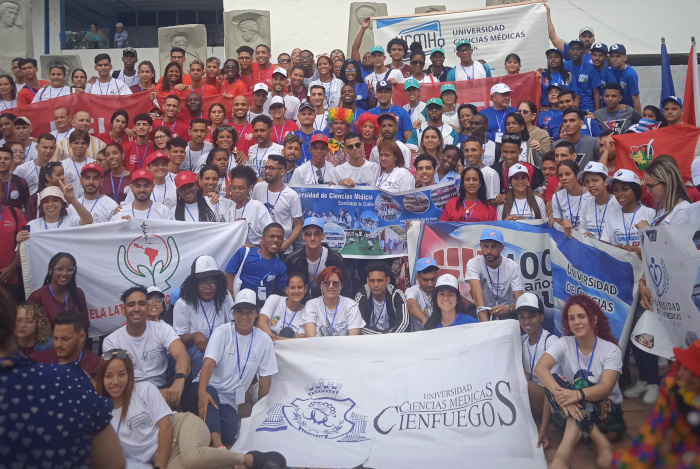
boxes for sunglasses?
[278,59,291,64]
[501,135,521,143]
[411,61,425,66]
[322,280,341,288]
[345,142,362,149]
[102,349,130,361]
[217,126,233,132]
[54,266,76,273]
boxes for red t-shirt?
[2,175,29,211]
[544,176,559,202]
[124,141,154,172]
[157,73,192,85]
[26,285,89,329]
[96,132,130,146]
[17,81,50,107]
[251,63,274,89]
[187,82,219,98]
[101,172,131,203]
[287,86,308,102]
[153,119,191,141]
[439,198,497,222]
[0,205,26,285]
[221,79,248,97]
[234,123,255,156]
[31,348,102,379]
[270,121,299,145]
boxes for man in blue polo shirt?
[590,43,612,108]
[367,80,412,142]
[565,38,601,113]
[479,83,517,143]
[607,44,641,113]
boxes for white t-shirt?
[301,296,366,336]
[370,297,391,332]
[111,201,171,221]
[544,335,623,404]
[481,166,500,201]
[251,182,303,252]
[169,199,219,222]
[67,195,118,223]
[173,295,234,339]
[51,128,74,145]
[259,294,306,336]
[442,112,460,130]
[289,160,340,185]
[247,143,284,178]
[117,70,141,87]
[31,86,71,103]
[364,68,405,86]
[311,113,329,133]
[552,189,593,229]
[103,321,180,386]
[20,142,37,163]
[521,330,558,386]
[196,325,277,409]
[61,157,95,198]
[376,167,415,192]
[482,139,497,167]
[454,61,488,81]
[404,102,427,125]
[405,284,433,332]
[185,142,214,173]
[13,159,41,194]
[336,160,381,187]
[85,78,132,95]
[496,196,547,220]
[600,204,657,246]
[110,382,174,463]
[306,248,328,283]
[126,180,177,209]
[27,215,82,231]
[264,94,301,121]
[465,255,524,309]
[224,199,273,245]
[577,195,621,239]
[369,141,412,170]
[208,195,235,222]
[655,200,691,225]
[308,78,344,109]
[686,201,700,223]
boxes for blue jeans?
[186,343,205,379]
[184,384,239,446]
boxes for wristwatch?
[173,373,186,380]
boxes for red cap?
[130,168,154,183]
[174,171,197,189]
[80,162,104,176]
[311,133,329,144]
[674,338,700,377]
[143,151,169,168]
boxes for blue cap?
[479,228,504,244]
[545,48,562,57]
[426,97,443,108]
[455,39,471,49]
[376,80,393,91]
[609,44,626,55]
[546,83,562,92]
[404,78,420,90]
[662,95,683,108]
[370,45,385,54]
[590,42,608,54]
[416,257,439,272]
[440,83,456,94]
[430,47,445,56]
[303,217,324,231]
[568,38,585,48]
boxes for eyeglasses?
[345,142,362,149]
[304,230,323,237]
[154,135,168,140]
[300,56,314,61]
[411,61,425,66]
[316,169,325,184]
[322,280,341,288]
[517,109,531,115]
[645,181,664,190]
[345,68,357,73]
[102,349,130,361]
[264,165,282,172]
[199,279,217,287]
[54,266,76,273]
[278,59,291,64]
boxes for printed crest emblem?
[117,221,180,291]
[628,139,655,171]
[647,256,669,297]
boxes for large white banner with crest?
[233,321,546,469]
[21,219,247,337]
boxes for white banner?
[632,225,700,359]
[21,219,247,337]
[233,321,546,469]
[373,1,548,73]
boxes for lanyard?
[59,348,83,365]
[576,138,583,157]
[258,67,271,85]
[110,170,124,200]
[607,109,621,131]
[566,191,583,228]
[223,78,239,95]
[282,299,301,329]
[527,330,544,381]
[116,418,122,435]
[132,201,152,219]
[321,79,332,108]
[484,260,500,303]
[3,173,10,205]
[135,143,150,168]
[167,120,177,134]
[185,204,197,222]
[463,200,478,222]
[494,109,506,132]
[324,298,340,335]
[460,63,475,80]
[272,123,285,144]
[111,133,123,145]
[408,102,420,118]
[1,99,14,109]
[576,337,598,381]
[310,248,324,281]
[372,298,386,328]
[234,201,248,220]
[314,114,327,131]
[199,299,217,337]
[71,159,85,184]
[266,187,283,214]
[377,169,390,188]
[24,144,31,163]
[98,80,112,96]
[594,195,610,239]
[152,183,167,204]
[190,84,203,96]
[25,85,39,97]
[242,73,252,91]
[44,217,62,230]
[255,146,270,177]
[81,195,100,214]
[234,327,254,380]
[186,147,201,170]
[49,284,68,311]
[652,210,667,226]
[513,199,526,217]
[622,204,640,245]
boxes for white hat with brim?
[435,274,459,291]
[606,168,641,186]
[39,186,66,204]
[234,289,257,309]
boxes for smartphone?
[21,225,30,231]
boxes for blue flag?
[660,41,676,107]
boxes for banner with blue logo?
[289,182,457,259]
[373,1,548,72]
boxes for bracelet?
[508,304,512,312]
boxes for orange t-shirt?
[17,81,50,107]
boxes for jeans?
[183,384,239,446]
[186,343,205,379]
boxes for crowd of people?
[2,3,700,468]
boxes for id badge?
[495,132,503,143]
[235,386,246,405]
[578,74,588,83]
[258,285,267,301]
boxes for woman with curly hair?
[356,112,379,160]
[14,303,53,356]
[534,294,624,469]
[326,107,354,166]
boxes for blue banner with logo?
[289,182,458,259]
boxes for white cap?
[147,286,164,297]
[692,157,700,186]
[253,83,269,93]
[115,22,124,27]
[39,186,66,204]
[515,293,542,313]
[435,273,459,290]
[192,255,223,279]
[490,83,513,95]
[269,96,285,107]
[577,161,609,179]
[234,289,257,309]
[272,67,287,77]
[508,163,528,179]
[606,168,641,186]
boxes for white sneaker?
[642,384,659,405]
[624,380,648,398]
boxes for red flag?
[683,43,700,127]
[613,124,700,182]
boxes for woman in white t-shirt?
[497,163,546,220]
[550,160,591,237]
[224,165,273,244]
[259,272,307,339]
[577,161,620,240]
[198,164,234,221]
[303,266,365,337]
[309,56,344,110]
[171,171,219,222]
[22,183,93,235]
[97,349,283,468]
[534,294,625,469]
[375,141,415,193]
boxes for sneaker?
[642,384,659,405]
[623,380,648,398]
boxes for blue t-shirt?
[608,65,640,107]
[354,82,371,111]
[435,313,478,328]
[479,106,517,141]
[291,129,324,165]
[564,61,602,112]
[593,65,614,107]
[367,105,413,143]
[540,71,572,106]
[225,247,288,296]
[538,109,563,138]
[560,44,592,64]
[546,114,601,140]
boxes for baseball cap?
[13,116,31,126]
[590,43,608,54]
[404,78,420,90]
[146,286,165,298]
[310,134,329,144]
[416,257,439,273]
[370,45,385,54]
[546,83,563,93]
[692,157,700,186]
[545,48,562,57]
[123,47,137,57]
[435,273,459,290]
[298,101,315,112]
[577,161,609,179]
[661,95,683,108]
[606,169,641,187]
[115,22,124,27]
[490,83,513,95]
[39,186,66,204]
[144,151,169,167]
[609,44,626,55]
[515,293,543,314]
[234,289,258,309]
[80,162,104,176]
[673,338,700,378]
[508,163,529,179]
[569,38,585,48]
[479,228,504,244]
[192,255,223,279]
[578,26,595,36]
[377,112,397,124]
[269,96,285,107]
[426,97,443,108]
[455,39,471,49]
[174,170,197,189]
[376,80,392,91]
[253,83,269,94]
[440,83,456,94]
[130,168,153,184]
[272,67,287,77]
[430,47,445,56]
[303,217,324,231]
